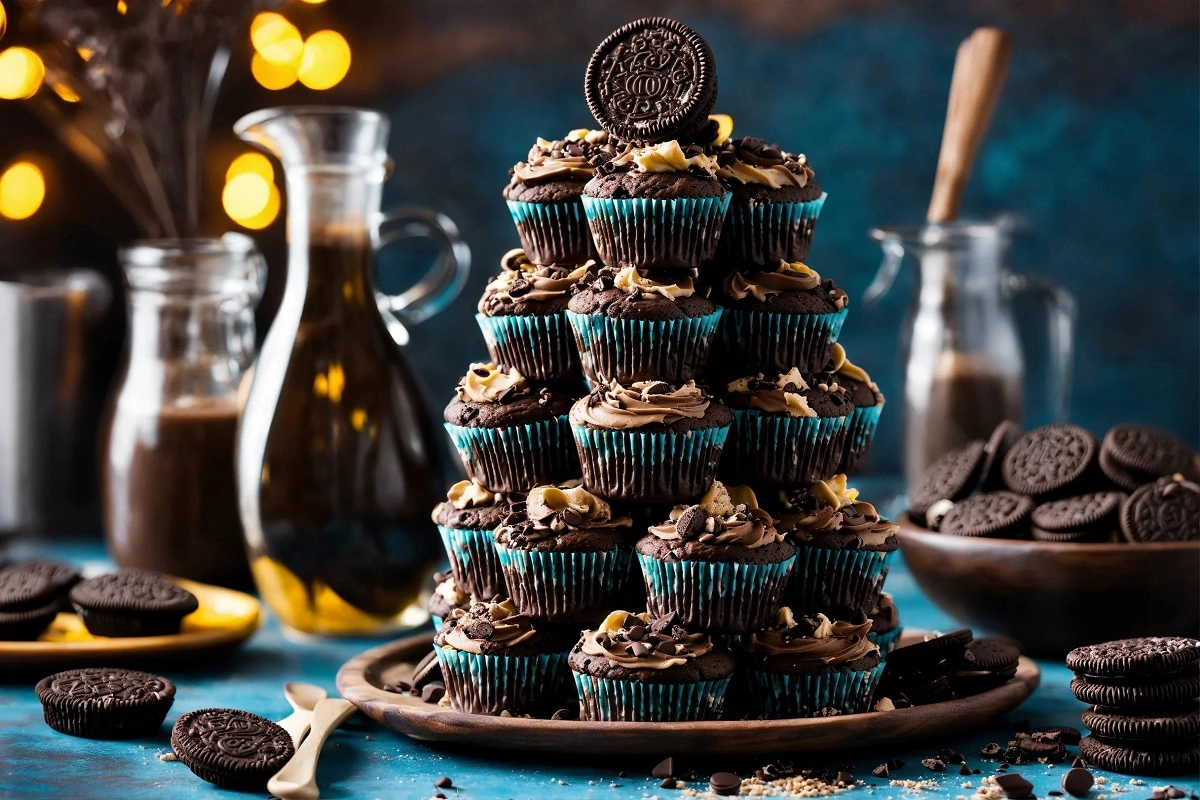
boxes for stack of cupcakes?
[426,15,903,724]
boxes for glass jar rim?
[119,235,264,300]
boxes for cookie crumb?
[158,752,177,762]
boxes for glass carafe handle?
[373,206,471,326]
[1007,272,1076,422]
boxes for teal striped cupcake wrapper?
[841,403,883,475]
[722,306,848,373]
[788,546,897,617]
[718,192,827,266]
[430,615,443,630]
[437,525,506,599]
[744,660,883,719]
[581,194,731,270]
[637,552,796,634]
[573,672,731,722]
[571,423,729,503]
[565,308,724,385]
[444,416,578,493]
[869,625,903,655]
[436,646,571,716]
[506,198,597,265]
[722,409,851,486]
[475,312,579,382]
[494,543,634,622]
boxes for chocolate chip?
[656,640,678,655]
[421,684,445,704]
[626,625,646,641]
[652,758,676,779]
[550,707,576,721]
[660,778,677,789]
[471,367,489,377]
[626,641,650,657]
[1061,768,1093,798]
[872,764,890,778]
[562,508,583,527]
[981,743,1003,758]
[836,772,855,785]
[922,758,945,772]
[434,776,452,789]
[650,611,678,633]
[960,763,973,776]
[1071,757,1085,769]
[643,381,671,395]
[995,773,1035,799]
[710,772,742,796]
[675,506,707,538]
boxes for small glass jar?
[102,235,264,589]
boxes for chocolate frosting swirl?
[441,599,536,654]
[745,608,878,664]
[495,484,631,545]
[726,368,834,418]
[724,260,826,302]
[648,481,784,549]
[456,363,527,404]
[430,479,510,523]
[715,136,815,189]
[508,129,617,187]
[776,475,900,546]
[606,140,720,177]
[478,249,591,313]
[579,610,713,669]
[571,379,711,429]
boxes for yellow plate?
[0,578,261,673]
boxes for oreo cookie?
[0,561,80,609]
[1031,491,1125,543]
[1002,424,1098,499]
[1100,447,1145,492]
[888,628,974,672]
[1067,636,1200,679]
[585,17,718,144]
[35,667,175,739]
[1070,675,1200,709]
[881,629,974,704]
[952,638,1020,694]
[1120,475,1200,543]
[1101,425,1198,483]
[1081,704,1199,742]
[171,708,295,790]
[980,421,1021,490]
[69,570,199,637]
[938,492,1034,539]
[0,566,60,641]
[1078,735,1198,777]
[910,441,987,521]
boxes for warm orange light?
[222,172,271,221]
[51,81,80,103]
[251,12,303,67]
[236,183,281,230]
[251,52,298,91]
[226,152,274,184]
[0,2,7,41]
[0,47,45,100]
[0,162,46,220]
[116,0,127,14]
[298,30,350,91]
[299,0,327,4]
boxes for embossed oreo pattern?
[171,708,294,790]
[45,668,174,702]
[1001,423,1097,498]
[1032,491,1125,531]
[1103,424,1198,477]
[938,491,1034,538]
[35,667,176,739]
[909,440,986,517]
[69,570,198,613]
[1120,476,1200,543]
[0,568,54,610]
[1067,636,1200,678]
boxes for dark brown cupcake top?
[505,129,618,191]
[724,368,854,419]
[478,248,591,316]
[579,610,712,669]
[716,136,817,190]
[495,484,631,546]
[647,481,784,550]
[570,378,713,429]
[774,476,899,550]
[743,607,878,665]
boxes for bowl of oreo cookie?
[898,422,1200,657]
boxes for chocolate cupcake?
[434,598,573,716]
[476,248,591,382]
[431,479,521,599]
[569,609,736,722]
[867,592,903,654]
[504,129,616,264]
[493,483,634,623]
[719,259,849,373]
[715,136,826,266]
[582,140,730,269]
[636,481,796,634]
[773,476,900,617]
[427,571,472,629]
[825,344,885,475]
[720,368,854,486]
[739,608,883,718]
[566,264,723,385]
[443,363,578,493]
[569,378,732,503]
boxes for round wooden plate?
[336,630,1040,756]
[0,578,262,672]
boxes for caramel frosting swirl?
[496,484,632,545]
[446,479,499,510]
[456,363,527,404]
[509,129,616,187]
[612,266,695,300]
[745,608,878,665]
[724,260,826,303]
[478,249,591,313]
[776,475,900,545]
[726,369,820,417]
[608,140,720,177]
[648,481,785,549]
[715,136,815,189]
[434,574,471,608]
[571,379,710,429]
[828,343,884,403]
[579,610,713,669]
[441,600,537,654]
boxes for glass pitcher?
[866,218,1075,489]
[233,106,470,636]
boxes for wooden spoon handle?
[267,698,356,800]
[927,27,1012,223]
[276,708,314,750]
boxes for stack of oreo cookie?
[876,628,1021,709]
[911,421,1199,544]
[1068,636,1200,776]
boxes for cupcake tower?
[429,16,901,723]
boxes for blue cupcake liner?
[718,192,827,266]
[787,546,897,617]
[722,306,848,373]
[494,543,634,622]
[475,312,579,382]
[506,198,597,265]
[436,646,571,716]
[638,551,796,633]
[841,403,883,475]
[744,660,884,718]
[581,194,731,270]
[571,423,729,503]
[430,614,443,630]
[444,416,578,493]
[573,672,731,722]
[869,624,903,655]
[721,410,851,486]
[565,308,724,385]
[437,525,506,600]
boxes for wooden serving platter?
[336,630,1040,756]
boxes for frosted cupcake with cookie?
[823,344,885,475]
[431,479,520,599]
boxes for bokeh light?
[298,0,327,4]
[298,30,350,91]
[0,47,45,100]
[0,1,7,41]
[251,52,297,90]
[116,0,127,14]
[51,81,80,102]
[251,12,303,67]
[226,152,274,184]
[236,183,280,230]
[0,162,46,220]
[222,172,271,221]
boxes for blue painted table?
[1,538,1196,800]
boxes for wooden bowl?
[897,514,1200,657]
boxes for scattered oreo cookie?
[69,570,199,637]
[951,638,1020,694]
[1119,475,1200,543]
[1002,424,1098,499]
[1031,491,1125,543]
[36,667,176,739]
[1060,766,1094,797]
[910,441,987,520]
[938,492,1034,539]
[880,629,980,706]
[171,708,294,790]
[1078,735,1198,777]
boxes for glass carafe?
[234,106,470,636]
[103,235,263,589]
[866,218,1075,489]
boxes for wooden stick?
[927,27,1012,223]
[267,698,356,800]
